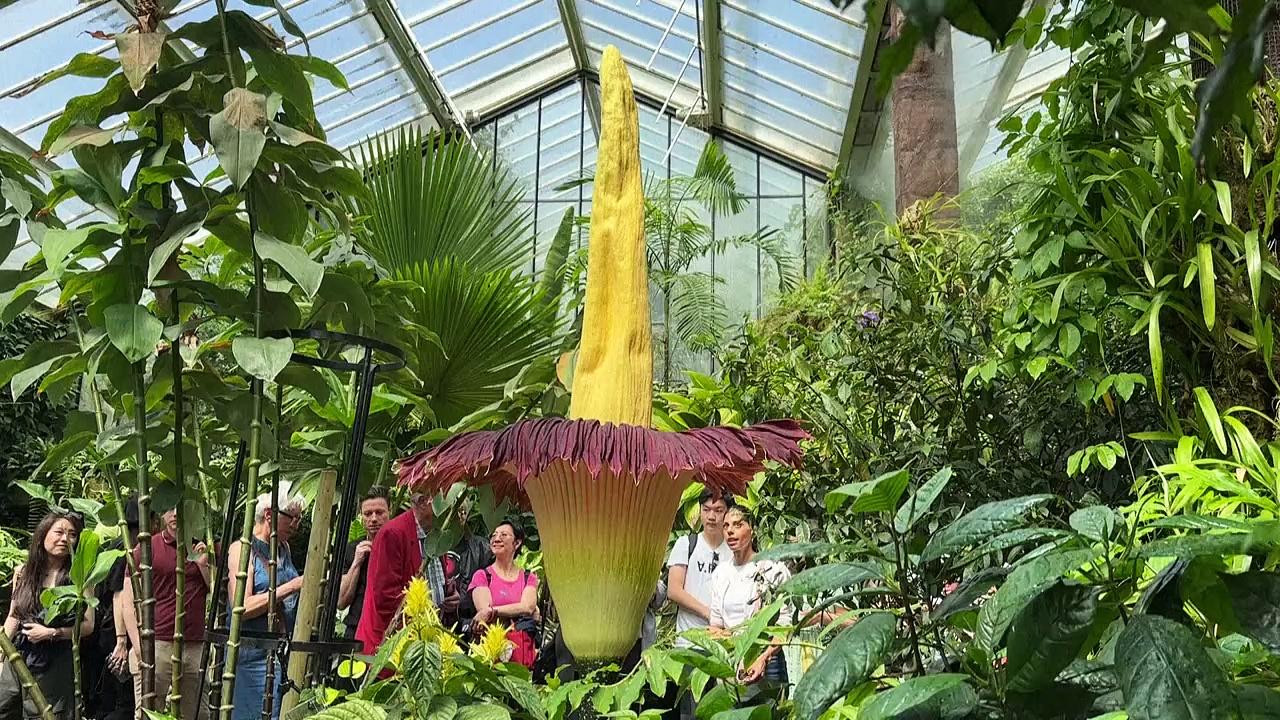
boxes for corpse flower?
[398,46,807,661]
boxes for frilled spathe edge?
[397,417,808,503]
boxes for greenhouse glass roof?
[0,0,1077,239]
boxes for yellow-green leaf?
[115,31,167,93]
[1197,242,1216,330]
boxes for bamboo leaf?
[115,31,167,93]
[210,88,267,189]
[232,336,294,381]
[255,233,322,297]
[894,466,953,534]
[1245,230,1262,312]
[104,303,163,363]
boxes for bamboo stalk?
[169,307,189,717]
[278,469,338,718]
[0,632,54,720]
[213,2,265,717]
[260,384,283,720]
[71,605,82,720]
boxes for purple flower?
[857,310,881,329]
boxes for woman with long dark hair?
[0,511,93,719]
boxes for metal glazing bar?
[721,26,856,84]
[556,0,601,137]
[699,0,722,126]
[838,0,888,174]
[721,0,859,59]
[313,62,406,108]
[647,0,690,69]
[437,18,560,76]
[720,53,846,110]
[720,77,844,135]
[505,114,586,167]
[721,103,832,156]
[0,0,114,53]
[580,19,701,90]
[595,0,698,42]
[452,42,567,97]
[337,110,431,152]
[282,9,373,53]
[314,33,387,72]
[366,0,472,139]
[420,0,542,52]
[323,88,417,134]
[793,0,864,24]
[658,45,698,118]
[402,0,471,29]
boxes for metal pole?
[646,0,689,70]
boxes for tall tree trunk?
[890,6,960,216]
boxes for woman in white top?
[708,506,791,685]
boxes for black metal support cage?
[198,327,406,717]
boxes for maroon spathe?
[397,417,809,500]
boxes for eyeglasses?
[277,509,300,522]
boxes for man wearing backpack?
[665,490,731,719]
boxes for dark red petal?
[397,417,809,503]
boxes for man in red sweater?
[355,494,459,654]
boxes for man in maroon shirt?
[121,508,211,719]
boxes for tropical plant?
[0,1,377,715]
[351,128,566,428]
[644,140,799,383]
[40,528,124,720]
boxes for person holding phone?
[0,511,92,720]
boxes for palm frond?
[674,140,746,217]
[710,226,801,292]
[670,272,727,352]
[400,259,560,426]
[351,127,533,275]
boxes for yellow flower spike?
[403,577,433,622]
[568,45,651,427]
[470,623,513,665]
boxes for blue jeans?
[231,647,285,720]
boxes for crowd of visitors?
[0,487,819,719]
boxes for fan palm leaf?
[351,129,561,427]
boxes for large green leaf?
[825,469,910,514]
[781,563,884,596]
[232,336,294,382]
[1006,582,1099,693]
[975,549,1097,651]
[921,494,1054,562]
[1115,615,1238,720]
[793,612,896,720]
[1220,571,1280,653]
[104,303,163,363]
[210,88,267,189]
[305,699,387,720]
[860,675,973,720]
[115,31,166,93]
[893,466,952,533]
[1238,684,1280,719]
[246,47,314,120]
[40,223,123,271]
[1070,506,1120,542]
[255,233,322,297]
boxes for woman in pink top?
[469,520,539,666]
